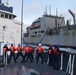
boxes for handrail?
[59,47,76,75]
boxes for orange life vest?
[30,47,33,53]
[24,46,30,53]
[17,46,22,52]
[37,46,44,53]
[54,48,60,55]
[48,50,52,54]
[10,46,15,52]
[3,48,7,52]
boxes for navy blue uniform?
[3,45,9,63]
[48,46,54,66]
[53,46,60,70]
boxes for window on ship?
[35,32,37,34]
[41,31,44,33]
[1,14,4,18]
[38,31,40,33]
[9,15,12,19]
[5,14,8,18]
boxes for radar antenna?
[6,0,9,6]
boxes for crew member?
[53,44,60,70]
[30,47,34,61]
[48,44,53,66]
[16,44,24,62]
[9,43,17,63]
[23,44,32,62]
[36,43,44,64]
[3,44,9,63]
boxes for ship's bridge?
[0,0,16,20]
[0,10,16,20]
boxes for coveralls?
[53,46,60,70]
[48,46,53,66]
[9,45,17,63]
[36,45,44,64]
[16,45,24,62]
[23,46,32,62]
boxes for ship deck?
[0,55,68,75]
[0,48,76,75]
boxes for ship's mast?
[21,0,23,46]
[49,5,51,15]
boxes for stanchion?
[5,52,7,66]
[3,52,5,64]
[34,47,37,59]
[47,56,49,64]
[69,54,72,74]
[70,54,75,75]
[66,54,72,74]
[60,53,63,70]
[0,54,5,71]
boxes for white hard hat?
[39,43,41,46]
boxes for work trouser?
[36,53,43,63]
[24,53,32,62]
[3,52,8,63]
[16,52,24,61]
[48,54,54,66]
[53,54,59,69]
[9,52,16,63]
[30,52,33,60]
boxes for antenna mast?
[6,0,9,6]
[45,5,47,15]
[56,8,58,16]
[49,5,51,15]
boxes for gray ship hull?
[24,30,76,48]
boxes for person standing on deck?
[53,44,60,70]
[29,47,34,61]
[48,44,54,66]
[3,44,9,63]
[9,43,17,63]
[23,44,32,62]
[16,44,24,63]
[36,43,44,64]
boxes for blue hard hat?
[26,44,28,46]
[56,44,60,47]
[5,44,7,46]
[18,44,20,46]
[11,43,13,46]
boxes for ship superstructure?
[0,0,21,54]
[24,12,76,48]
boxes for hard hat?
[39,43,41,46]
[56,44,60,47]
[50,44,53,46]
[5,44,7,46]
[26,44,28,46]
[18,44,20,46]
[11,43,13,46]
